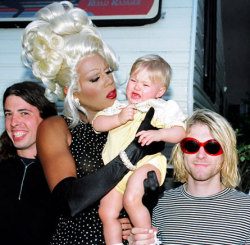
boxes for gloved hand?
[143,170,164,215]
[123,107,165,165]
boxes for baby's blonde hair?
[22,1,118,127]
[130,54,172,90]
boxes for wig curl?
[22,1,118,127]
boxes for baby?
[93,54,186,245]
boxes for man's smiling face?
[4,95,43,158]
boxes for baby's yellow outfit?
[95,99,186,194]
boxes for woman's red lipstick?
[106,89,117,99]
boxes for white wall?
[0,0,194,133]
[101,0,193,112]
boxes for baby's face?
[126,68,166,104]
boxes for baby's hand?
[136,130,162,146]
[118,104,136,125]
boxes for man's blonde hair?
[171,109,240,188]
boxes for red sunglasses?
[180,137,223,156]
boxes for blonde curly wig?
[22,1,118,127]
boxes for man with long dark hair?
[0,81,58,245]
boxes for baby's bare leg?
[99,188,123,244]
[123,164,161,228]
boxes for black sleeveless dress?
[50,118,107,244]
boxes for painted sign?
[0,0,162,27]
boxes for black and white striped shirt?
[152,184,250,245]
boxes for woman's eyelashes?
[89,68,113,83]
[90,76,100,83]
[106,68,113,75]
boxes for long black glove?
[143,170,165,215]
[52,107,165,217]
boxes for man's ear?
[156,87,167,98]
[64,87,68,95]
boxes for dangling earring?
[74,97,80,107]
[73,96,89,122]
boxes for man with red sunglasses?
[129,109,250,245]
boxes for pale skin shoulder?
[37,115,76,191]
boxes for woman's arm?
[37,116,128,216]
[37,116,76,191]
[38,108,165,217]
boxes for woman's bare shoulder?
[41,115,65,124]
[38,115,70,141]
[39,115,68,130]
